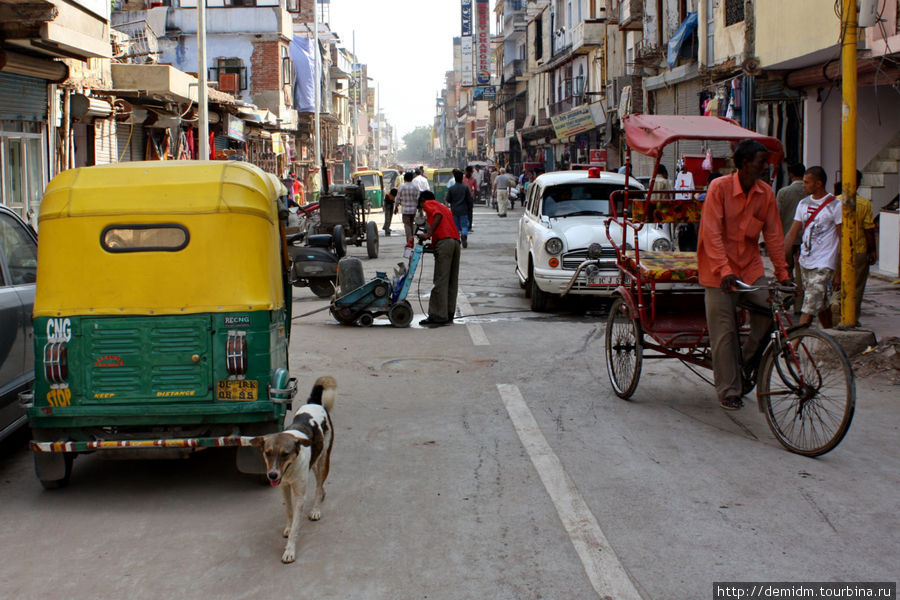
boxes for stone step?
[862,171,885,187]
[823,327,878,357]
[879,146,900,161]
[868,159,899,173]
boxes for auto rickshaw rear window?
[101,224,189,253]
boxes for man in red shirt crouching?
[417,190,461,327]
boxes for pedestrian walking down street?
[416,190,461,328]
[447,168,474,248]
[463,165,478,231]
[784,166,842,329]
[493,167,514,217]
[776,162,807,308]
[835,170,878,325]
[413,167,430,193]
[396,171,420,243]
[697,139,791,411]
[383,187,397,236]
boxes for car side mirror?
[541,215,550,225]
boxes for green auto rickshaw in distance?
[425,168,456,204]
[350,169,384,209]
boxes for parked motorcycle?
[287,230,342,298]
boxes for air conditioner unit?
[218,72,240,94]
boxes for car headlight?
[652,238,673,252]
[545,237,564,255]
[587,243,603,259]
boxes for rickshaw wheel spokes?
[605,297,643,399]
[758,328,855,457]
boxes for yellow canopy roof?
[35,161,286,317]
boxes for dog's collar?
[283,429,310,441]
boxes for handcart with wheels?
[572,114,855,457]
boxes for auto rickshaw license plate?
[216,380,258,401]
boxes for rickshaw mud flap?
[31,435,259,454]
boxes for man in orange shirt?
[697,139,791,411]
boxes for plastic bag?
[702,149,713,171]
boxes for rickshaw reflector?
[226,331,248,376]
[43,342,68,384]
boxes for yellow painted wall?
[755,0,841,68]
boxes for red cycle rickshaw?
[570,115,855,457]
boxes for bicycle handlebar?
[733,279,797,294]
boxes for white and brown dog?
[251,376,336,563]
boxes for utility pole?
[313,0,321,173]
[197,0,209,160]
[840,0,859,326]
[375,84,380,169]
[352,31,359,173]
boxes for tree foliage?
[398,127,432,163]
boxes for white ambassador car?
[515,170,673,311]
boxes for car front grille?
[561,247,617,270]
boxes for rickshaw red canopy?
[622,114,784,163]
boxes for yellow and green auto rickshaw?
[24,161,298,488]
[350,169,384,209]
[381,168,401,193]
[425,167,456,204]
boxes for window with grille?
[725,0,744,26]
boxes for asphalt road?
[1,204,897,599]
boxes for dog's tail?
[308,376,336,413]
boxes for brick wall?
[298,0,314,24]
[251,40,280,94]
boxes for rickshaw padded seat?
[622,251,699,282]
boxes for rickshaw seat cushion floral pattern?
[630,200,702,223]
[623,251,699,282]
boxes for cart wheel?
[757,328,855,457]
[366,222,379,258]
[605,297,643,399]
[333,225,347,258]
[330,306,356,325]
[357,313,375,327]
[309,278,335,298]
[388,300,413,328]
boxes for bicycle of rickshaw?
[606,279,856,457]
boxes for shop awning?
[622,114,784,163]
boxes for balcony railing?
[503,58,525,81]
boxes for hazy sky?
[325,0,494,141]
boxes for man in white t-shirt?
[413,167,430,193]
[783,166,842,328]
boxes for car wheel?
[529,270,550,312]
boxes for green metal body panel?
[27,311,288,432]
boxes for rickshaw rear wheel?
[35,452,74,490]
[605,296,643,399]
[757,328,855,457]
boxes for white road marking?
[496,384,644,600]
[456,293,489,346]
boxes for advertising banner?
[461,0,472,36]
[473,86,496,100]
[226,113,245,141]
[461,36,474,87]
[550,104,597,139]
[475,0,490,84]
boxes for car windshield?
[541,183,622,217]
